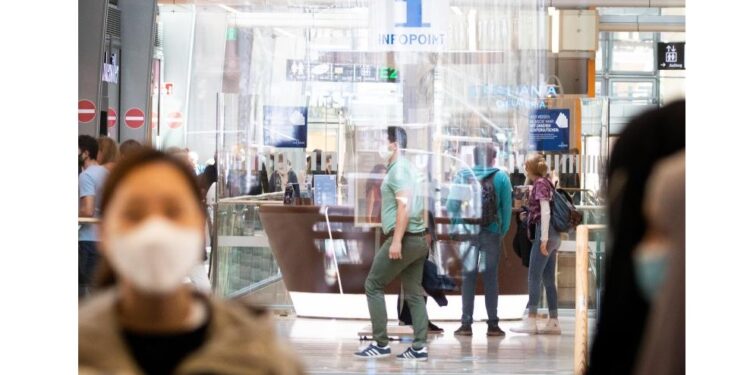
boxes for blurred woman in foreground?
[78,149,304,375]
[633,152,685,374]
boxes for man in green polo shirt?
[354,126,430,361]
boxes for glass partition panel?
[162,1,622,319]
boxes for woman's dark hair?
[94,148,205,289]
[79,135,99,160]
[101,148,204,217]
[198,164,218,197]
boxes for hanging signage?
[658,42,685,70]
[286,60,400,83]
[107,108,117,128]
[370,0,449,52]
[263,106,308,148]
[124,108,145,129]
[78,100,96,123]
[529,109,570,152]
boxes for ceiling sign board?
[78,100,97,123]
[124,108,145,129]
[369,0,449,52]
[286,60,400,83]
[658,42,685,70]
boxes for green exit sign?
[379,67,399,82]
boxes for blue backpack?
[545,179,583,232]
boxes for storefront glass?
[160,1,609,317]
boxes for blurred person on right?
[587,100,685,375]
[119,139,142,160]
[79,149,304,375]
[633,152,685,375]
[97,136,119,172]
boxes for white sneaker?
[538,318,561,335]
[510,317,538,334]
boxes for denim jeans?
[460,230,502,325]
[527,223,561,318]
[79,241,99,297]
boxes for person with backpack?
[511,153,563,335]
[447,143,513,337]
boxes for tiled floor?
[274,312,593,375]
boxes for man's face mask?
[378,142,395,161]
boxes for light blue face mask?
[634,250,670,301]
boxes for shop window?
[611,32,655,73]
[595,38,604,73]
[610,80,654,101]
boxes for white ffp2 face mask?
[378,144,393,161]
[108,218,203,294]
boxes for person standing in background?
[450,143,513,337]
[97,137,118,172]
[510,154,562,335]
[365,164,387,223]
[558,148,581,204]
[118,139,142,161]
[78,135,110,298]
[354,127,430,361]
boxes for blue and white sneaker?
[353,343,391,359]
[397,346,428,361]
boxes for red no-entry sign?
[167,112,183,129]
[107,108,117,128]
[78,100,96,123]
[125,108,145,129]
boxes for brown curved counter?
[259,205,529,320]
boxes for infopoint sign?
[370,0,449,52]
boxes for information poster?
[529,109,570,152]
[263,106,308,148]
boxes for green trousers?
[365,235,429,349]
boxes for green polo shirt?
[380,157,426,235]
